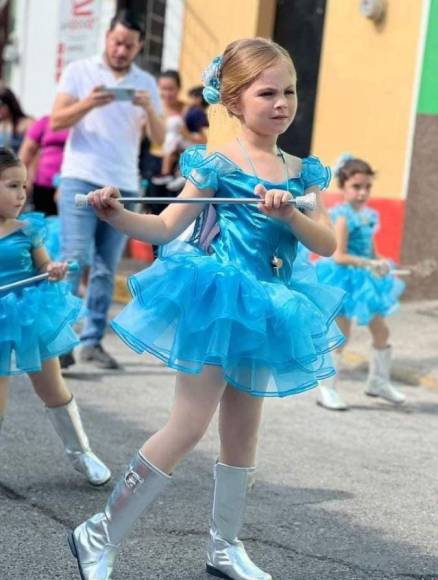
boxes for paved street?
[1,303,437,580]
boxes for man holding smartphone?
[51,10,164,369]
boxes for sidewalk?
[114,258,438,391]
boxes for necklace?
[235,137,288,277]
[235,137,290,188]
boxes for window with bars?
[117,0,166,75]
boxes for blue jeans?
[59,178,136,347]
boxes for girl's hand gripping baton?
[0,261,80,293]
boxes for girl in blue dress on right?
[315,156,406,410]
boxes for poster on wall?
[55,0,103,81]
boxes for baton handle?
[391,269,412,277]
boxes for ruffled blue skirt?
[0,281,81,376]
[112,249,345,397]
[315,259,405,325]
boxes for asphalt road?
[1,329,437,580]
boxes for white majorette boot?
[206,462,272,580]
[365,346,406,404]
[46,397,111,486]
[69,451,171,580]
[316,353,348,411]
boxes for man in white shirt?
[51,10,164,369]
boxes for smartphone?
[103,87,135,101]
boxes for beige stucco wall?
[179,0,276,92]
[312,0,425,199]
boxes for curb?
[114,273,438,391]
[114,273,131,305]
[341,351,438,391]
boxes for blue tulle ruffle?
[112,247,345,397]
[0,281,81,376]
[316,260,405,325]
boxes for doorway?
[273,0,327,157]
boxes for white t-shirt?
[57,55,162,192]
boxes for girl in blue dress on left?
[0,147,110,487]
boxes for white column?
[161,0,185,71]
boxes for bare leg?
[0,377,9,417]
[336,315,352,350]
[366,315,404,403]
[141,365,227,473]
[368,315,390,349]
[30,357,111,485]
[219,385,264,467]
[161,154,174,176]
[28,357,72,408]
[69,366,228,578]
[316,316,351,411]
[207,386,271,579]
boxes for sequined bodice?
[179,146,331,283]
[0,227,37,287]
[207,170,301,281]
[0,215,45,288]
[330,203,378,258]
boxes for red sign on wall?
[56,0,103,81]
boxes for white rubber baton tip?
[296,192,316,211]
[74,194,89,208]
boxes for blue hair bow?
[202,55,223,105]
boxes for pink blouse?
[26,116,69,188]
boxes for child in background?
[163,85,211,193]
[315,156,406,410]
[0,147,110,487]
[181,85,209,145]
[151,70,186,187]
[160,85,210,192]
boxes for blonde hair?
[206,37,296,151]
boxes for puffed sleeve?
[20,212,48,249]
[301,155,332,190]
[369,208,380,233]
[329,204,355,232]
[179,145,236,193]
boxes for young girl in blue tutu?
[68,37,345,580]
[315,156,406,411]
[0,147,110,486]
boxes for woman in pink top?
[19,115,69,215]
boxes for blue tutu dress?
[0,213,81,376]
[112,145,345,397]
[316,203,405,325]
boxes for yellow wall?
[312,1,424,199]
[180,0,276,92]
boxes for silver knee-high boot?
[206,462,271,580]
[69,451,171,580]
[365,346,406,404]
[46,397,111,486]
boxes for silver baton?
[75,192,317,212]
[0,262,80,293]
